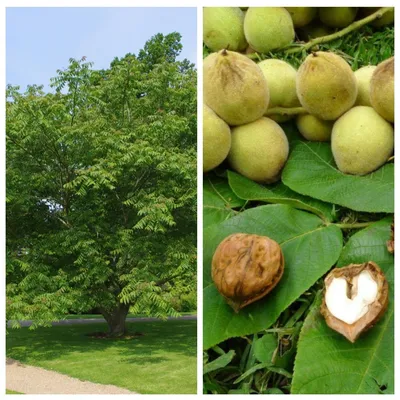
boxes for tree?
[6,32,197,337]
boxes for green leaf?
[228,170,334,222]
[203,204,343,349]
[262,388,284,394]
[282,141,394,213]
[203,178,245,229]
[267,367,292,378]
[291,218,394,394]
[234,362,273,384]
[228,386,251,394]
[254,334,277,364]
[203,349,236,375]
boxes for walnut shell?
[212,233,284,312]
[321,261,389,343]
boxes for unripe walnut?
[212,233,284,312]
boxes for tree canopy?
[6,32,197,335]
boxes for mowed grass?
[6,389,23,394]
[7,319,197,394]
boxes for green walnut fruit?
[296,114,333,142]
[258,59,300,122]
[354,65,376,107]
[370,57,394,123]
[258,59,299,109]
[204,49,269,126]
[244,7,295,53]
[296,51,357,120]
[319,7,358,28]
[286,7,317,27]
[228,117,289,183]
[331,106,394,175]
[203,7,247,52]
[360,7,394,27]
[203,104,231,172]
[298,23,332,40]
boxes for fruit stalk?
[246,7,394,59]
[334,222,374,230]
[285,7,394,54]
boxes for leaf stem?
[334,222,373,230]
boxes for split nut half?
[321,261,389,342]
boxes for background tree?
[6,32,197,337]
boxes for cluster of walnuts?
[203,7,394,182]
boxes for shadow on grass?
[7,319,197,366]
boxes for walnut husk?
[386,223,394,254]
[212,233,284,312]
[321,261,389,343]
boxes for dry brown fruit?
[321,261,389,343]
[212,233,284,312]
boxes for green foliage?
[204,349,236,375]
[160,278,197,313]
[282,141,394,213]
[203,177,245,229]
[228,170,334,222]
[260,25,394,70]
[6,32,197,330]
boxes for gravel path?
[6,358,137,394]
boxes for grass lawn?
[6,389,23,394]
[7,319,196,394]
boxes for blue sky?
[6,7,197,92]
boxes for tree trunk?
[100,303,130,337]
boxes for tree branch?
[155,273,181,287]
